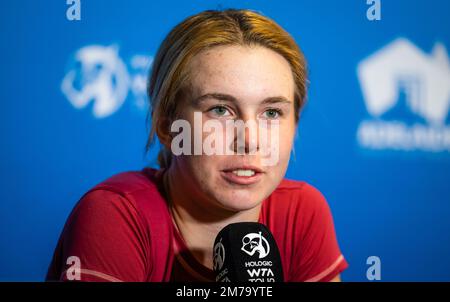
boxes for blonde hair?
[146,9,308,169]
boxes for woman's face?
[169,45,297,214]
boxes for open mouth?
[221,166,264,185]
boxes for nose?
[232,119,259,155]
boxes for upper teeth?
[232,169,255,177]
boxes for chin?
[214,191,265,212]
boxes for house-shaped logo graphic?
[356,38,450,152]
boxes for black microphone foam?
[213,222,284,282]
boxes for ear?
[156,117,173,150]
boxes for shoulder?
[262,179,347,281]
[261,178,333,242]
[72,167,171,235]
[264,178,330,217]
[275,178,325,197]
[89,167,162,196]
[68,168,164,227]
[80,167,166,209]
[53,168,173,281]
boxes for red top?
[46,168,348,282]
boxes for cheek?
[279,129,295,157]
[182,154,219,184]
[268,121,295,163]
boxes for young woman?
[47,9,348,282]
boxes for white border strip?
[304,255,344,282]
[60,268,123,282]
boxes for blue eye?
[263,109,281,119]
[210,106,230,117]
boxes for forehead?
[186,45,295,101]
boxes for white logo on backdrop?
[356,38,450,152]
[241,232,270,259]
[62,45,152,118]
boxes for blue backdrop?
[1,0,449,281]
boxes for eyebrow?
[193,93,292,106]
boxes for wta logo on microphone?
[213,222,284,282]
[241,232,276,282]
[241,232,270,259]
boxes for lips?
[221,165,264,185]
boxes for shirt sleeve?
[51,189,150,282]
[290,184,348,282]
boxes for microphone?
[213,222,284,282]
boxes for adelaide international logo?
[357,38,450,152]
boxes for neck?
[163,163,261,269]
